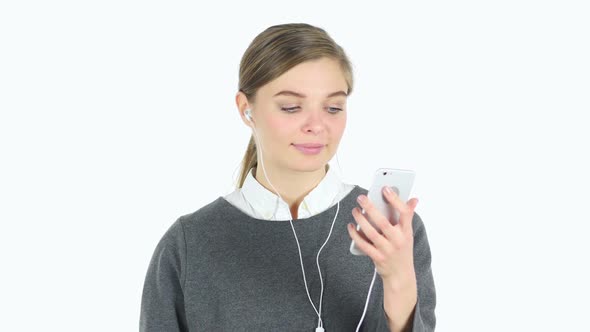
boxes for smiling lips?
[292,143,325,155]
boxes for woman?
[140,23,436,332]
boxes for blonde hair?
[236,23,354,188]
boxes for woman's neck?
[254,164,328,217]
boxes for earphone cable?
[253,127,325,328]
[355,267,378,332]
[315,200,339,328]
[248,111,372,331]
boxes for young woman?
[140,23,436,332]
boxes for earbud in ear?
[245,109,252,122]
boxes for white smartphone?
[350,168,416,256]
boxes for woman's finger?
[351,206,391,250]
[356,194,398,240]
[381,187,418,232]
[347,223,385,262]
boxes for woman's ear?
[235,92,253,127]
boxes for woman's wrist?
[382,274,418,332]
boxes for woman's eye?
[281,106,299,113]
[280,106,343,113]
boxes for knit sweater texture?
[140,185,436,331]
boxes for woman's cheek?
[268,117,295,141]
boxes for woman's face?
[243,57,348,173]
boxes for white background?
[1,1,589,331]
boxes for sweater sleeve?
[365,212,437,332]
[409,212,437,331]
[140,219,188,332]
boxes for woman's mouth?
[292,143,325,155]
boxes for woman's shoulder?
[151,197,230,257]
[176,196,229,228]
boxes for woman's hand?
[347,186,419,331]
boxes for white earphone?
[245,108,253,122]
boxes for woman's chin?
[289,156,331,172]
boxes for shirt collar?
[240,164,343,220]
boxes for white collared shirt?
[224,164,356,220]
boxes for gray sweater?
[140,185,436,331]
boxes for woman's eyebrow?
[273,90,348,98]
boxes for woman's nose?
[303,110,326,134]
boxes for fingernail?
[357,195,366,204]
[384,186,393,194]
